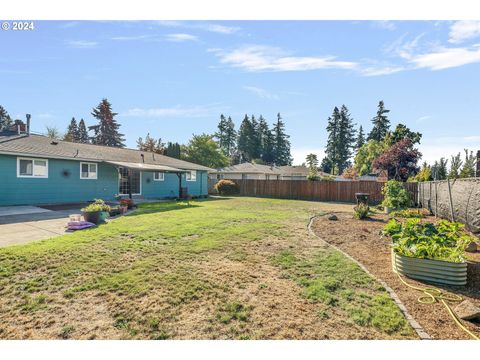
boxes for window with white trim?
[186,170,197,181]
[17,157,48,178]
[153,172,165,181]
[80,162,98,179]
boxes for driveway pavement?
[0,206,84,247]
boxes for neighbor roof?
[211,162,283,175]
[0,134,211,171]
[278,165,309,176]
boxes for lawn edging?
[307,214,431,340]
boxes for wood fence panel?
[231,179,417,204]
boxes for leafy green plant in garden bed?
[381,180,411,210]
[383,219,474,263]
[389,209,425,219]
[353,203,370,220]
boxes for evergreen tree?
[164,142,181,159]
[63,117,79,142]
[0,105,12,131]
[431,158,448,180]
[325,106,341,174]
[355,125,365,152]
[337,105,357,173]
[258,115,275,164]
[89,99,125,147]
[460,149,477,178]
[136,133,165,154]
[320,157,333,174]
[250,115,261,160]
[77,119,89,144]
[449,152,463,179]
[388,123,422,145]
[305,153,319,180]
[367,100,390,141]
[215,114,237,157]
[273,113,292,166]
[237,115,256,162]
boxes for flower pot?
[82,211,101,225]
[99,211,109,222]
[119,205,128,214]
[391,250,467,286]
[384,206,392,214]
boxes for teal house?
[0,132,211,206]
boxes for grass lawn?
[0,197,414,339]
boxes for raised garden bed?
[391,251,467,286]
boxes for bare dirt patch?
[311,211,480,340]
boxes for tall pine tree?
[89,99,125,147]
[215,114,237,157]
[0,105,12,131]
[325,106,341,175]
[355,125,365,152]
[237,115,256,162]
[337,105,357,173]
[77,119,89,144]
[164,142,182,159]
[273,113,292,166]
[367,100,390,141]
[250,115,261,160]
[257,115,275,164]
[64,117,79,142]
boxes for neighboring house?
[0,130,211,206]
[209,163,282,180]
[278,165,309,180]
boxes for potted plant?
[381,180,411,214]
[383,219,474,286]
[81,203,104,225]
[93,199,111,222]
[119,198,135,210]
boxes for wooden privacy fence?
[215,179,417,204]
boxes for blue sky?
[1,20,479,164]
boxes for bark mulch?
[311,211,480,340]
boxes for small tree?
[164,142,181,159]
[449,153,463,179]
[354,140,388,176]
[182,133,229,168]
[342,167,358,179]
[460,149,477,178]
[372,138,421,182]
[64,117,79,142]
[137,133,165,154]
[306,153,319,180]
[320,157,333,174]
[46,126,61,140]
[0,105,12,131]
[431,158,448,180]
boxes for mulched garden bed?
[311,210,480,340]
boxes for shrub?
[214,179,240,195]
[381,180,411,209]
[321,175,336,181]
[383,218,474,263]
[307,174,320,181]
[353,203,370,220]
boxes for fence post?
[447,178,455,222]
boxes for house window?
[186,170,197,181]
[17,157,48,178]
[80,162,98,179]
[154,172,165,181]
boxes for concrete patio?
[0,205,83,247]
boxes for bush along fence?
[418,177,480,234]
[210,179,418,205]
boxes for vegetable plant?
[381,180,411,209]
[353,203,370,220]
[383,219,474,263]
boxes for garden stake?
[396,273,479,340]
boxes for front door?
[118,167,141,195]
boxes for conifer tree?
[449,152,463,179]
[273,113,292,166]
[64,117,79,142]
[215,114,237,157]
[89,99,125,147]
[460,149,477,178]
[257,115,275,164]
[237,115,256,162]
[325,106,341,174]
[250,115,261,160]
[355,125,365,152]
[337,105,357,173]
[0,105,12,131]
[367,100,390,141]
[77,119,89,144]
[136,133,165,154]
[164,142,182,159]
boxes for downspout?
[177,172,182,199]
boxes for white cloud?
[157,21,239,35]
[120,104,221,118]
[111,35,151,41]
[360,65,404,76]
[164,33,198,42]
[407,45,480,70]
[373,21,397,31]
[291,148,326,166]
[417,115,432,122]
[449,20,480,43]
[213,45,357,72]
[243,86,279,100]
[37,113,54,119]
[67,40,98,49]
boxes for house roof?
[211,162,283,175]
[278,165,309,176]
[0,134,212,171]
